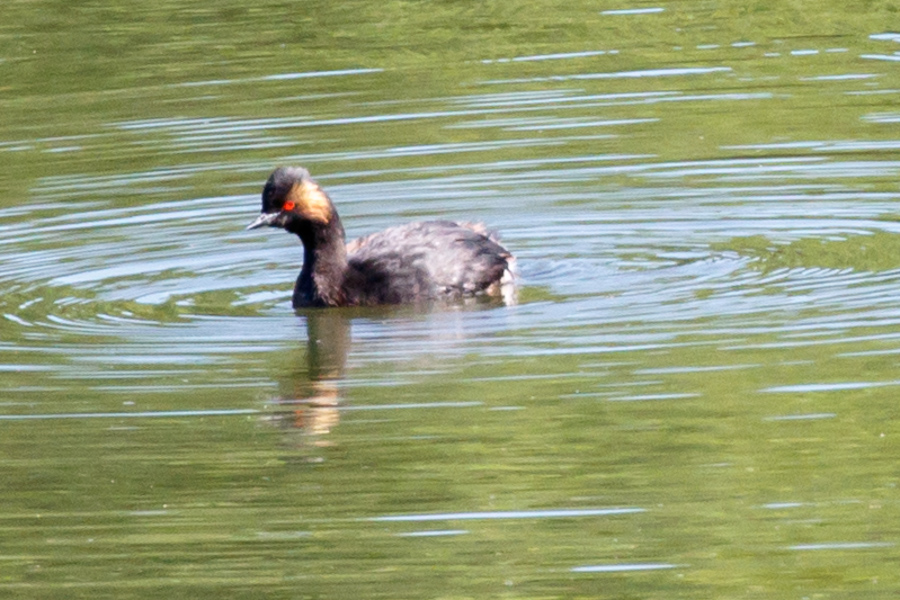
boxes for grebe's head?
[246,166,334,232]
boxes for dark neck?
[292,215,348,307]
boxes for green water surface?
[3,1,900,598]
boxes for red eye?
[283,200,296,211]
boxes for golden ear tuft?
[287,180,332,224]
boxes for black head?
[246,166,335,232]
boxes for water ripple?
[368,508,645,522]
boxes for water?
[3,2,900,597]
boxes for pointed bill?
[246,212,281,230]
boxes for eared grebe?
[246,167,517,308]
